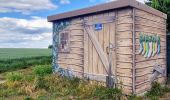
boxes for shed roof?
[47,0,167,22]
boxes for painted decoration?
[138,33,161,58]
[52,20,74,77]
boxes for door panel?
[84,16,116,77]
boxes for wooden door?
[83,16,116,81]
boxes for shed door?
[83,16,116,81]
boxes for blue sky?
[0,0,145,48]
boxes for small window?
[58,32,70,53]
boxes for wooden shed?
[47,0,167,95]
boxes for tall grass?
[0,56,51,73]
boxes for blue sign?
[94,23,103,31]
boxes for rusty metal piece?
[150,64,166,83]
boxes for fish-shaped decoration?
[138,33,144,54]
[142,35,146,55]
[144,35,149,58]
[157,35,161,55]
[138,33,161,58]
[152,35,156,57]
[147,35,153,58]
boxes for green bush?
[6,72,23,81]
[33,65,52,77]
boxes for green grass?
[0,66,170,99]
[0,48,51,59]
[0,66,124,100]
[0,48,52,73]
[1,66,169,100]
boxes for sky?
[0,0,145,48]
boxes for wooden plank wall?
[134,9,167,94]
[57,18,84,77]
[116,8,133,94]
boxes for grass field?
[0,48,52,73]
[0,48,51,59]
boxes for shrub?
[146,82,163,97]
[24,96,33,100]
[92,86,122,99]
[145,82,170,99]
[6,72,23,81]
[34,76,47,89]
[33,65,52,77]
[24,75,35,82]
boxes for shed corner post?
[132,7,136,95]
[52,22,59,73]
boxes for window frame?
[58,30,70,53]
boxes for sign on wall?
[138,33,161,58]
[94,23,103,31]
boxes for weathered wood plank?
[92,14,101,74]
[109,16,116,76]
[117,16,133,24]
[117,39,132,47]
[84,24,89,75]
[117,62,132,69]
[117,8,132,17]
[135,9,165,23]
[117,23,133,31]
[117,47,132,54]
[117,54,132,62]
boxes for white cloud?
[60,0,70,4]
[0,0,57,14]
[0,17,52,48]
[105,0,116,2]
[136,0,146,3]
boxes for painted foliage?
[52,20,74,77]
[138,33,161,58]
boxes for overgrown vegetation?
[0,65,170,100]
[33,65,52,77]
[0,48,170,99]
[0,56,51,73]
[145,82,170,99]
[0,65,125,100]
[6,72,23,81]
[0,48,51,73]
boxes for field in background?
[0,48,52,73]
[0,48,51,59]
